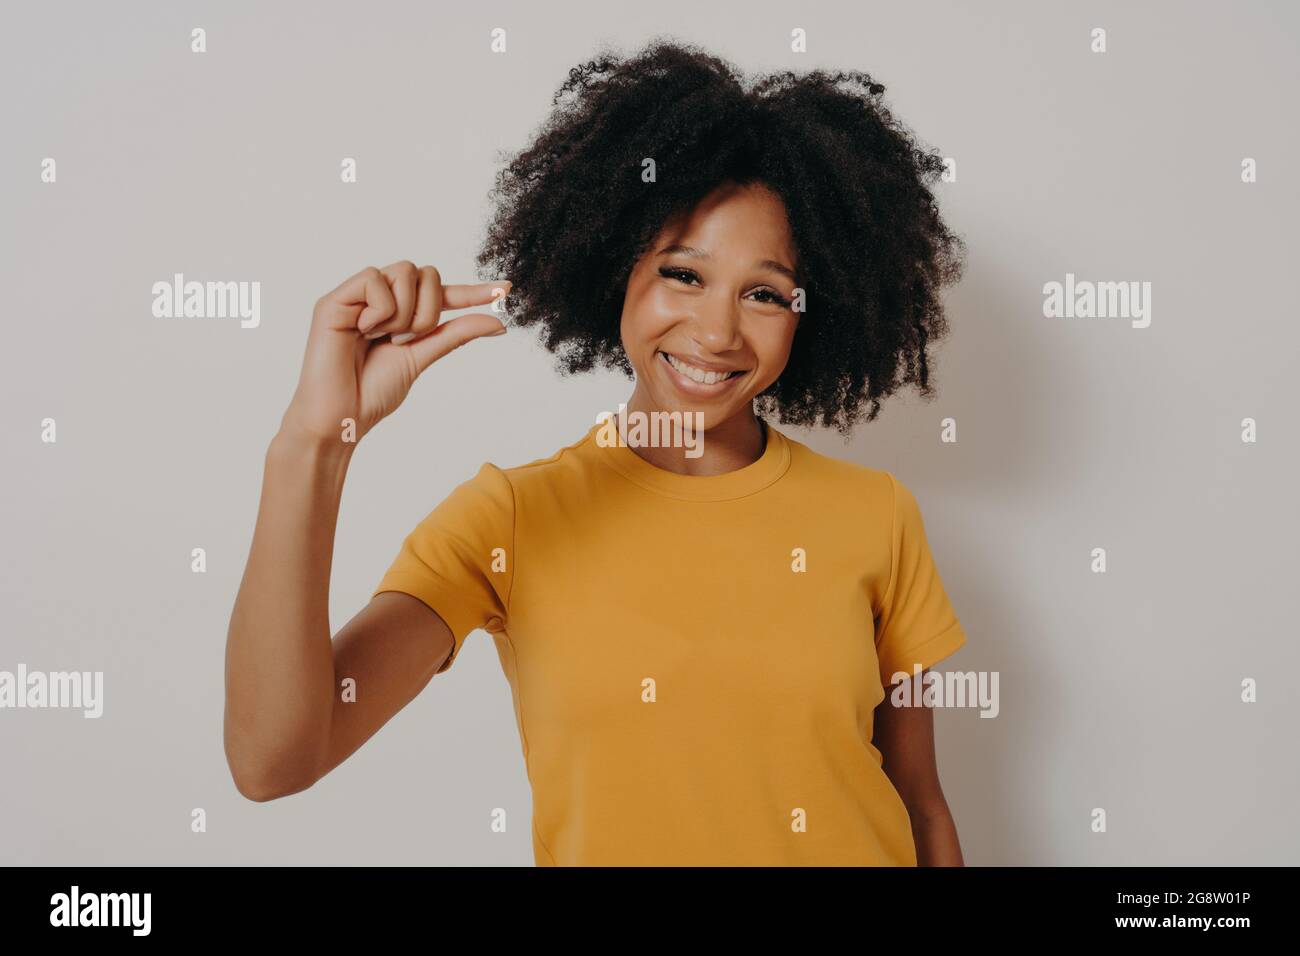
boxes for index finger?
[440,280,511,311]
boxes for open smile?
[656,350,748,394]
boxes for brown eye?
[751,288,792,307]
[659,266,699,285]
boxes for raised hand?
[282,262,509,444]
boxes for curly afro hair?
[475,37,965,433]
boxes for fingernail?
[364,330,386,340]
[390,332,416,345]
[489,326,507,336]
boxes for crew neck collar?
[586,416,792,501]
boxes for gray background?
[2,0,1297,865]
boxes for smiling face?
[619,180,801,432]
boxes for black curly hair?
[475,37,965,433]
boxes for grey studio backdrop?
[2,0,1297,866]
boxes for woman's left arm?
[872,672,964,866]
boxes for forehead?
[651,181,796,263]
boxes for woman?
[224,38,969,866]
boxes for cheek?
[622,282,680,344]
[753,318,799,375]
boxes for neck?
[617,392,766,477]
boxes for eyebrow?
[658,243,798,283]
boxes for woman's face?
[619,180,801,431]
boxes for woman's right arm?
[223,262,508,802]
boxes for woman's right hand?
[281,262,509,445]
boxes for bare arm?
[222,429,456,800]
[873,669,965,866]
[223,262,508,801]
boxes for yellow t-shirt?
[373,419,968,866]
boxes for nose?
[688,289,744,354]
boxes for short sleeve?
[874,472,967,687]
[372,462,515,674]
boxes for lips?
[658,350,746,385]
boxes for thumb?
[406,312,507,375]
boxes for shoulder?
[465,423,603,499]
[774,429,942,544]
[777,427,898,508]
[400,426,602,544]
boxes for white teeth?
[664,352,738,385]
